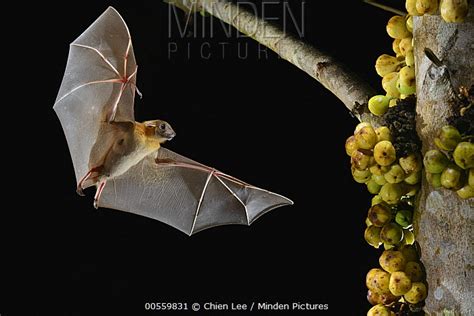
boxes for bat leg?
[76,166,103,196]
[93,179,107,209]
[77,171,93,196]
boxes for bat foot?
[93,179,107,210]
[76,186,85,196]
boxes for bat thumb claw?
[93,199,99,209]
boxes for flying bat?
[53,7,292,235]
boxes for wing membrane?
[99,149,293,235]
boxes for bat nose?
[166,129,176,140]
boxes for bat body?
[77,120,175,208]
[54,7,292,235]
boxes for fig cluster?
[368,13,415,117]
[366,247,427,315]
[423,125,474,199]
[367,0,469,119]
[348,3,471,315]
[346,122,421,206]
[406,0,469,23]
[365,201,415,250]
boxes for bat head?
[144,120,176,143]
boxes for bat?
[53,7,292,235]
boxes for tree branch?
[166,0,379,123]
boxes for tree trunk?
[413,6,473,315]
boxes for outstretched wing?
[53,7,137,184]
[98,148,293,235]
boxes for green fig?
[367,289,381,305]
[389,271,412,296]
[399,37,413,56]
[456,185,474,199]
[381,223,404,245]
[416,0,438,14]
[423,149,449,173]
[354,122,372,134]
[376,126,392,142]
[397,66,416,95]
[405,50,415,67]
[365,225,382,248]
[402,229,415,245]
[384,164,407,184]
[440,0,469,23]
[355,125,378,149]
[404,171,421,185]
[453,142,474,169]
[392,38,402,55]
[395,210,413,228]
[382,73,400,98]
[352,150,372,170]
[379,250,406,273]
[376,54,401,77]
[380,183,403,204]
[399,154,422,174]
[367,269,391,294]
[369,95,391,116]
[440,165,463,189]
[386,15,411,39]
[404,282,427,304]
[367,179,382,194]
[406,0,421,15]
[374,141,397,166]
[367,290,398,306]
[352,167,372,183]
[368,203,392,227]
[345,135,359,157]
[435,125,462,151]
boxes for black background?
[4,1,405,315]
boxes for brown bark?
[413,7,473,315]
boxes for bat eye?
[159,123,166,130]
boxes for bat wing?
[53,7,137,184]
[98,148,293,235]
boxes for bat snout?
[164,129,176,140]
[158,123,176,141]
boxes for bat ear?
[144,120,158,127]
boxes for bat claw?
[76,186,85,196]
[93,199,99,209]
